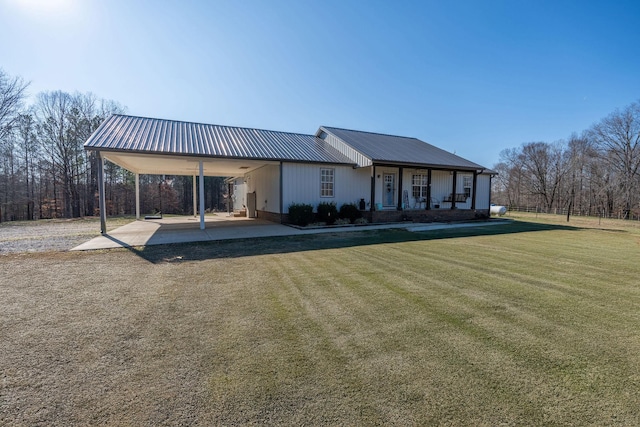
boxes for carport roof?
[85,114,355,166]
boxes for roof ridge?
[112,114,317,139]
[321,125,418,140]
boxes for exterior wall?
[243,162,493,224]
[245,164,281,214]
[429,170,454,207]
[282,163,370,213]
[232,178,246,211]
[475,174,491,209]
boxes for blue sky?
[1,0,639,168]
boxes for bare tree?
[519,141,569,211]
[16,113,40,219]
[0,69,29,142]
[588,101,640,219]
[34,91,125,218]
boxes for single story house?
[84,114,494,232]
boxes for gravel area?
[0,218,132,254]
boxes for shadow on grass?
[125,220,582,264]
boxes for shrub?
[317,202,338,225]
[288,203,314,226]
[339,203,361,223]
[354,217,369,225]
[333,218,351,225]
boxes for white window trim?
[412,174,429,199]
[320,168,335,198]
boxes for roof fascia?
[372,161,486,172]
[87,146,356,167]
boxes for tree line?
[0,69,227,222]
[491,100,640,220]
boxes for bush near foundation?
[339,203,362,223]
[288,203,314,226]
[317,202,338,225]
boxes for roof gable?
[318,126,486,170]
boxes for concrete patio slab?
[71,215,507,251]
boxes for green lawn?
[1,214,639,425]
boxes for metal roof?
[318,126,486,171]
[85,115,355,165]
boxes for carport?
[96,150,277,232]
[84,115,305,234]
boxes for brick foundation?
[256,210,285,223]
[259,209,489,225]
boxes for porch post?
[199,160,205,230]
[135,173,140,220]
[370,165,376,211]
[97,151,107,234]
[193,174,197,217]
[451,170,458,209]
[397,167,404,210]
[426,168,432,210]
[471,170,478,210]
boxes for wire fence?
[506,205,640,221]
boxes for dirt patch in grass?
[1,218,640,425]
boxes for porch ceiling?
[103,151,277,177]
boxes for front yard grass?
[1,214,639,425]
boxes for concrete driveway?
[71,215,506,251]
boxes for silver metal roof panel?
[85,115,355,165]
[319,126,486,170]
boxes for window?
[463,175,472,198]
[412,174,428,199]
[318,131,328,140]
[320,168,334,197]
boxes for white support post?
[97,152,107,234]
[199,161,205,230]
[135,173,140,220]
[193,174,197,217]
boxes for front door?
[383,173,395,207]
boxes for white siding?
[322,133,372,167]
[245,164,281,213]
[232,178,246,210]
[282,163,370,213]
[430,170,453,206]
[476,174,491,209]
